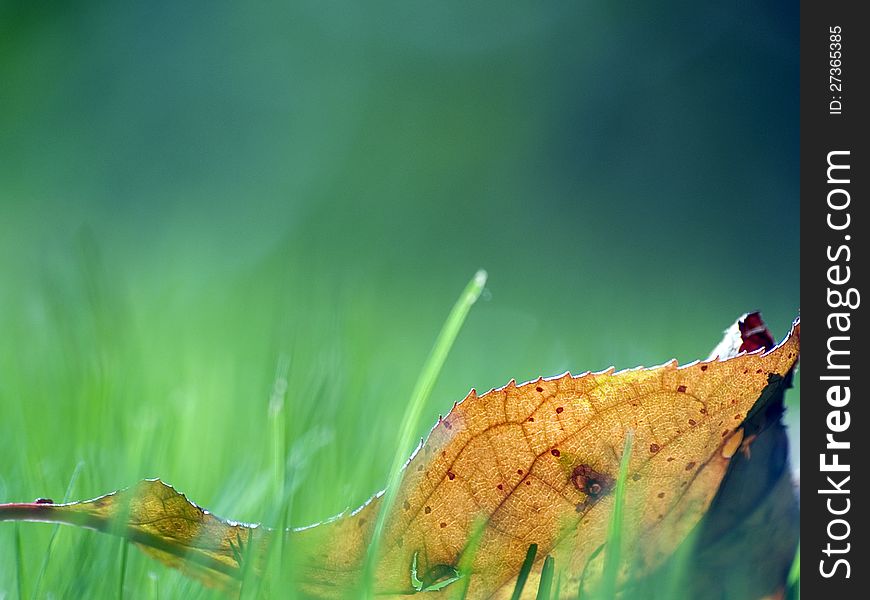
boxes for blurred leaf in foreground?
[0,314,800,598]
[0,479,267,591]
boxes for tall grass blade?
[257,355,292,598]
[15,523,25,600]
[31,461,83,599]
[454,516,487,599]
[576,543,604,598]
[598,430,634,598]
[552,569,561,600]
[118,539,129,600]
[363,270,487,596]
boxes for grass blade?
[787,543,800,600]
[552,569,561,600]
[576,543,604,598]
[510,543,538,600]
[598,430,634,598]
[363,270,487,596]
[118,539,129,600]
[31,460,84,600]
[535,555,555,600]
[453,516,487,599]
[15,523,25,600]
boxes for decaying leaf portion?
[642,312,800,600]
[0,479,267,590]
[0,315,800,599]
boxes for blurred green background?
[1,1,798,596]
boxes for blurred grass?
[0,1,798,597]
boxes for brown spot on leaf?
[556,406,564,414]
[700,365,708,371]
[440,522,447,528]
[677,385,687,393]
[632,473,641,481]
[685,462,696,471]
[447,471,456,481]
[497,484,503,490]
[649,443,660,453]
[667,457,675,462]
[424,506,431,514]
[536,386,544,392]
[517,469,524,475]
[688,419,696,426]
[551,449,560,457]
[528,417,534,422]
[657,492,665,498]
[570,464,615,504]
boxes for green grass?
[535,555,555,600]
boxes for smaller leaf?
[0,479,268,590]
